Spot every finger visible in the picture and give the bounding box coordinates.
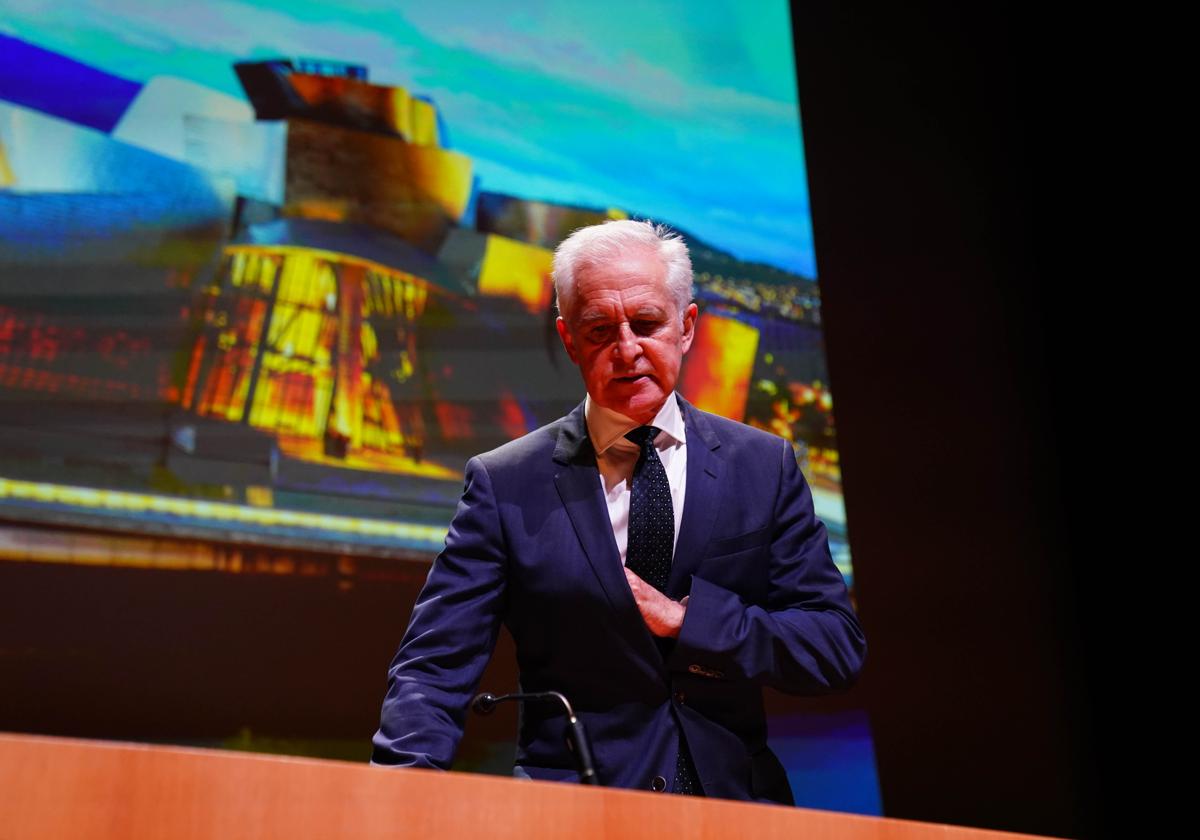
[624,569,645,596]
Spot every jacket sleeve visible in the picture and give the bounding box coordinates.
[370,456,508,768]
[666,438,866,694]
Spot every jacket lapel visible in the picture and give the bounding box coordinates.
[552,396,723,662]
[552,402,639,616]
[668,395,723,599]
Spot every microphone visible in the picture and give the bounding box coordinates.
[470,690,599,786]
[471,692,501,715]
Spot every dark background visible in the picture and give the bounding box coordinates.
[791,4,1107,837]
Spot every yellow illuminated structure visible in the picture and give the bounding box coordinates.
[288,73,442,147]
[285,119,474,243]
[183,243,454,477]
[678,313,759,421]
[477,235,554,313]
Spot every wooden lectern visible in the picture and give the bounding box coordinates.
[0,733,1054,839]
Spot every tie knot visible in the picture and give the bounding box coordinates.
[625,425,661,448]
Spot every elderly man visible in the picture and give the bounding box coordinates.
[371,219,865,803]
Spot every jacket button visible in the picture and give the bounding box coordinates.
[650,775,667,792]
[673,690,686,705]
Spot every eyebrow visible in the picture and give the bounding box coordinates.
[577,305,668,325]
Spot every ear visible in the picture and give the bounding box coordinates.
[679,303,699,354]
[555,316,580,365]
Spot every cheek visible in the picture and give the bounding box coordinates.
[649,344,681,374]
[581,349,612,378]
[582,344,608,365]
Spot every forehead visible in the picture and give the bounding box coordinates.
[573,249,672,320]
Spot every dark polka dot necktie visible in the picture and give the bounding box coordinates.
[624,426,673,592]
[624,425,702,797]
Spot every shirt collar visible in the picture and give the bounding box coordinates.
[585,392,686,456]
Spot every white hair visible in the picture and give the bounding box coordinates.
[552,219,694,322]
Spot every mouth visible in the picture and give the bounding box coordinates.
[614,374,650,384]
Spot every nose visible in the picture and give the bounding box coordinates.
[614,321,641,364]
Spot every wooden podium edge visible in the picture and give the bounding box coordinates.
[0,732,1060,840]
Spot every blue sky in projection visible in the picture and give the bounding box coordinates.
[2,0,816,278]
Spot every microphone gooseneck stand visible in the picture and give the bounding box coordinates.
[471,691,599,786]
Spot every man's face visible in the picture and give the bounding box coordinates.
[555,247,698,425]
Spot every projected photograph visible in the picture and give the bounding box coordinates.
[0,1,849,581]
[0,2,883,815]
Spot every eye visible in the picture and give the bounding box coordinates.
[587,324,615,342]
[632,319,663,336]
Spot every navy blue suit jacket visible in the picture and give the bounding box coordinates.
[371,395,866,803]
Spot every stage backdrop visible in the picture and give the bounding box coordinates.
[0,0,878,815]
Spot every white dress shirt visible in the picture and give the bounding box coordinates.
[584,392,687,566]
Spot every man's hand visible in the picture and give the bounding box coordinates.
[624,567,687,638]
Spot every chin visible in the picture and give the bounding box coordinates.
[605,383,667,422]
